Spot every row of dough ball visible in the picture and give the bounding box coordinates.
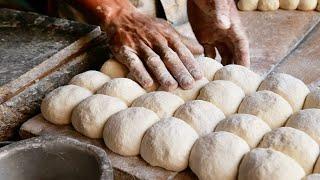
[238,0,320,11]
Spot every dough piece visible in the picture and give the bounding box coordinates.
[189,131,250,180]
[286,109,320,144]
[279,0,299,10]
[97,78,146,105]
[259,127,319,173]
[304,89,320,109]
[103,107,159,156]
[69,70,110,92]
[197,56,223,81]
[172,78,209,101]
[140,117,198,171]
[100,58,129,78]
[259,73,310,112]
[215,114,271,148]
[238,0,259,11]
[214,64,262,95]
[71,94,127,138]
[127,72,159,92]
[238,148,305,180]
[132,91,184,118]
[197,80,245,116]
[303,174,320,180]
[238,90,293,129]
[298,0,317,10]
[41,85,92,125]
[174,100,225,136]
[258,0,280,11]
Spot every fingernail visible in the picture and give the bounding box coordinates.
[163,80,178,91]
[217,15,231,29]
[180,76,195,90]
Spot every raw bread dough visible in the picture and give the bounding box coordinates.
[238,90,293,129]
[126,72,159,92]
[238,148,305,180]
[279,0,299,10]
[140,117,198,171]
[132,91,184,118]
[197,80,245,116]
[189,131,249,180]
[174,100,225,136]
[71,94,127,138]
[303,174,320,180]
[97,78,146,105]
[41,85,92,125]
[259,127,319,173]
[172,78,209,101]
[214,64,262,95]
[69,70,110,92]
[215,114,271,148]
[258,0,280,11]
[259,73,310,112]
[298,0,317,10]
[197,56,223,81]
[103,107,159,156]
[238,0,259,11]
[286,108,320,144]
[304,89,320,109]
[100,58,129,78]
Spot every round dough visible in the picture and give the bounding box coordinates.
[189,131,250,180]
[258,0,280,11]
[215,114,271,148]
[298,0,317,10]
[259,127,319,173]
[238,0,259,11]
[132,91,184,118]
[259,73,310,112]
[303,174,320,180]
[214,65,262,95]
[238,90,293,129]
[304,89,320,109]
[103,107,159,156]
[140,117,198,171]
[100,58,129,78]
[172,78,209,101]
[279,0,299,10]
[286,108,320,144]
[197,56,223,81]
[197,80,245,116]
[174,100,225,136]
[238,148,305,180]
[41,85,92,125]
[69,70,110,92]
[97,78,146,105]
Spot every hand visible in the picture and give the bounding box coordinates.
[188,0,250,67]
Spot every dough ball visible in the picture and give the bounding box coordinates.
[69,70,110,92]
[100,58,129,78]
[127,72,159,92]
[71,94,127,138]
[238,0,259,11]
[189,131,250,180]
[172,78,209,101]
[238,90,293,129]
[214,65,262,95]
[215,114,271,148]
[304,89,320,109]
[258,0,280,11]
[238,148,305,180]
[279,0,299,10]
[197,80,245,116]
[303,174,320,180]
[259,127,319,173]
[298,0,317,10]
[97,78,146,105]
[286,108,320,144]
[259,73,310,112]
[41,85,92,125]
[174,100,225,136]
[132,91,184,118]
[197,56,223,81]
[140,117,198,171]
[103,107,159,156]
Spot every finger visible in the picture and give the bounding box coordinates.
[203,44,217,59]
[179,35,204,55]
[216,43,233,65]
[230,27,251,67]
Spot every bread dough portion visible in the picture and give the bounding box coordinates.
[189,131,249,180]
[215,114,271,148]
[69,70,110,92]
[103,107,159,156]
[279,0,299,10]
[238,0,259,11]
[132,91,184,118]
[140,117,198,171]
[302,174,320,180]
[286,109,320,144]
[71,94,127,138]
[41,85,92,125]
[304,89,320,109]
[100,58,129,78]
[298,0,317,10]
[172,78,209,101]
[239,148,305,180]
[258,0,280,11]
[174,100,225,136]
[197,56,223,81]
[259,127,319,173]
[197,80,245,116]
[259,73,310,112]
[97,78,146,105]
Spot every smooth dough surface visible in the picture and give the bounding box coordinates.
[71,94,127,138]
[189,131,249,180]
[258,0,280,11]
[298,0,317,10]
[279,0,299,10]
[172,78,209,101]
[140,117,198,171]
[103,107,159,156]
[132,91,184,118]
[197,56,223,81]
[302,174,320,180]
[238,0,259,11]
[100,58,129,78]
[41,85,92,125]
[215,114,271,148]
[69,70,110,92]
[238,90,293,129]
[174,100,225,136]
[259,127,319,173]
[238,148,305,180]
[304,89,320,109]
[197,80,245,116]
